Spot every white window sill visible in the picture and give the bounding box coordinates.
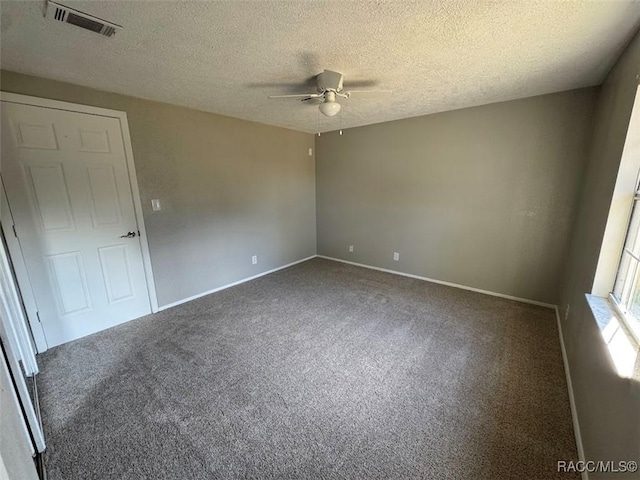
[585,294,639,379]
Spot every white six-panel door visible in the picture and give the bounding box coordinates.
[1,102,151,347]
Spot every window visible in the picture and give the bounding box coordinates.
[611,177,640,345]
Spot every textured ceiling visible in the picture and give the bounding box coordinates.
[2,1,640,133]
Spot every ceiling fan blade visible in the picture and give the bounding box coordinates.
[343,90,392,94]
[268,93,323,99]
[343,80,380,88]
[248,75,317,90]
[247,82,304,89]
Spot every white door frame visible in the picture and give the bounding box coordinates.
[0,92,159,352]
[0,221,44,452]
[0,218,39,376]
[0,241,45,452]
[1,339,45,454]
[1,182,48,353]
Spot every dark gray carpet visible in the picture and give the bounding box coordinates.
[38,258,578,479]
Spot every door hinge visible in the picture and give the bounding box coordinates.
[12,224,18,238]
[36,311,42,323]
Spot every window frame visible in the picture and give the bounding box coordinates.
[610,177,640,347]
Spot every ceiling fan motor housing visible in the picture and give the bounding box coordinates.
[317,70,344,92]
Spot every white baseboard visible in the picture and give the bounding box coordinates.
[158,255,318,311]
[317,255,556,309]
[554,306,587,480]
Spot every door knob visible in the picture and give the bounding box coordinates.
[120,231,137,238]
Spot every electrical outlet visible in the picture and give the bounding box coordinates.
[393,252,399,261]
[308,148,313,156]
[564,304,570,321]
[349,245,354,253]
[252,255,258,265]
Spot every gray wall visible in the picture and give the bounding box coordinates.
[559,31,640,477]
[316,89,596,305]
[0,71,316,308]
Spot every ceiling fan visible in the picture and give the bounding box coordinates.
[268,70,391,117]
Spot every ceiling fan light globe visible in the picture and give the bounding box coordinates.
[319,101,341,117]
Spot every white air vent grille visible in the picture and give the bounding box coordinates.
[46,1,122,37]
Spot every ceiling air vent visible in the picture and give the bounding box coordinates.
[45,1,122,37]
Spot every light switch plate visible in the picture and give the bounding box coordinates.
[151,199,161,211]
